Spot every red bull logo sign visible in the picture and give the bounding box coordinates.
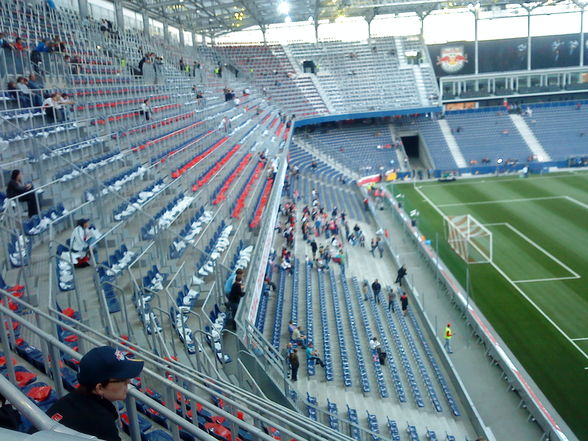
[437,46,468,73]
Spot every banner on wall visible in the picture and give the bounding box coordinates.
[429,33,585,78]
[445,102,477,110]
[385,171,398,181]
[436,46,468,74]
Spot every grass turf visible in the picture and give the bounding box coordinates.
[391,171,588,440]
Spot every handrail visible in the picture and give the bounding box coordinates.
[0,290,358,441]
[0,376,95,439]
[0,297,349,441]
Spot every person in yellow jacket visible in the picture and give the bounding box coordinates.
[444,323,453,354]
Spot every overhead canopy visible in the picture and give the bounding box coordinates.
[125,0,584,38]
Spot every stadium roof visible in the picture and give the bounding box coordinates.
[127,0,582,37]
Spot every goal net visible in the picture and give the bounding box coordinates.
[445,215,493,264]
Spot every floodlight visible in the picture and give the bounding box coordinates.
[278,2,289,15]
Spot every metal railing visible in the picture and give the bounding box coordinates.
[0,289,358,441]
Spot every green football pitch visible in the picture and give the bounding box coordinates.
[391,171,588,440]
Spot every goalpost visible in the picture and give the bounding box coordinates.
[445,215,493,264]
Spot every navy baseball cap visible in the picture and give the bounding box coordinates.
[77,346,144,386]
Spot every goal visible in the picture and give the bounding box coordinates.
[445,215,493,264]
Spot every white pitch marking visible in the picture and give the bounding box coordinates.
[436,196,564,208]
[412,184,588,362]
[501,223,580,279]
[572,337,588,341]
[416,171,588,189]
[513,276,580,283]
[565,196,588,210]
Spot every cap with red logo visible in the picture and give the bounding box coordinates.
[77,346,144,386]
[51,413,63,422]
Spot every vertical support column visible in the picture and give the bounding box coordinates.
[114,1,125,33]
[179,28,185,46]
[527,9,532,71]
[143,13,150,38]
[78,0,89,18]
[163,23,170,42]
[474,10,479,75]
[366,17,372,42]
[581,9,585,67]
[314,22,319,43]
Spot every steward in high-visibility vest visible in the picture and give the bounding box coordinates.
[444,323,453,353]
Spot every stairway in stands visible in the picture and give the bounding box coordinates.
[262,242,474,439]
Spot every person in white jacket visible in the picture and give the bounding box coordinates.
[69,218,99,267]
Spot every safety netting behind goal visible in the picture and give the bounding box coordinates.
[445,215,493,264]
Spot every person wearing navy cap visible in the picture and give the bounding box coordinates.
[46,346,144,441]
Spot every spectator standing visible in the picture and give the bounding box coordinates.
[140,99,151,121]
[46,346,144,441]
[362,281,369,301]
[282,342,293,359]
[370,238,377,257]
[224,268,244,297]
[371,279,381,304]
[377,239,384,258]
[227,275,245,326]
[305,254,313,270]
[444,323,454,353]
[400,292,409,316]
[310,240,317,259]
[138,54,147,74]
[395,264,407,285]
[289,349,300,381]
[6,169,39,217]
[222,116,231,133]
[369,337,381,356]
[305,343,325,368]
[387,286,396,312]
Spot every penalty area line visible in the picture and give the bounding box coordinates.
[411,185,588,362]
[501,223,581,279]
[513,276,580,283]
[436,196,564,208]
[565,196,588,210]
